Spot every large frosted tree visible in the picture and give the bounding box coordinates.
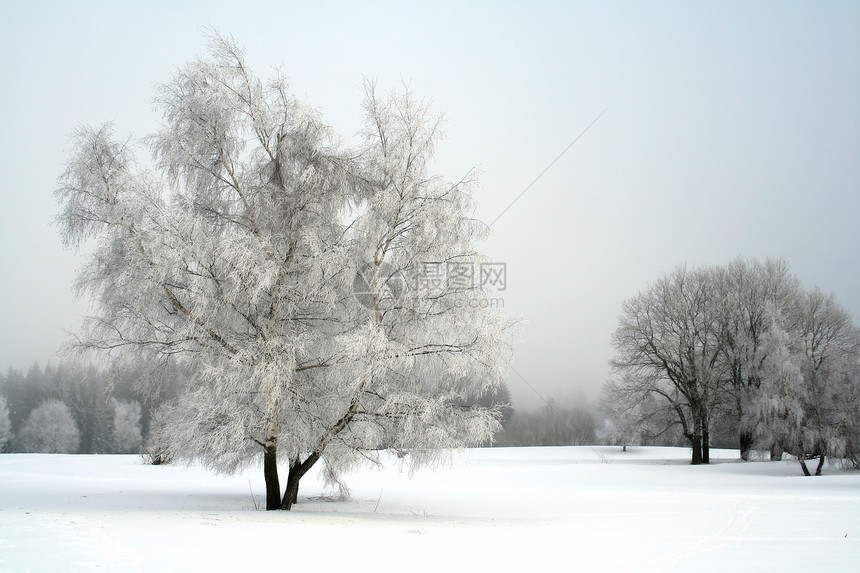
[790,289,859,474]
[56,34,513,509]
[745,304,807,464]
[744,290,860,474]
[715,258,801,460]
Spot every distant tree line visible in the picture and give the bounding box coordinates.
[0,362,183,454]
[496,394,596,447]
[602,258,860,474]
[0,363,602,455]
[0,364,605,453]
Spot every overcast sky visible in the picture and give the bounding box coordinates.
[1,1,858,409]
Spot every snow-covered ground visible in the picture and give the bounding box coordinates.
[1,447,858,572]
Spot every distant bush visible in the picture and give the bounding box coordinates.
[142,404,174,465]
[112,399,143,453]
[16,399,81,453]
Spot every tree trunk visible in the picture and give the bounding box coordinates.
[263,444,281,510]
[815,454,826,476]
[691,434,703,465]
[280,452,322,510]
[702,427,710,464]
[769,443,782,462]
[799,457,811,476]
[281,464,301,510]
[739,430,753,461]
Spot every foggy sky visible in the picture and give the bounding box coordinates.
[1,1,858,409]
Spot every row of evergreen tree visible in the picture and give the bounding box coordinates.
[0,362,182,454]
[0,358,614,454]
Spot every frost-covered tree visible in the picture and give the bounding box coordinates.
[715,258,802,460]
[791,289,859,474]
[1,365,52,434]
[608,258,860,470]
[56,363,115,453]
[112,399,143,453]
[16,399,81,454]
[0,395,11,452]
[56,34,513,509]
[142,404,174,465]
[466,380,513,430]
[610,264,726,464]
[746,291,860,475]
[842,359,860,468]
[745,305,807,464]
[0,368,28,433]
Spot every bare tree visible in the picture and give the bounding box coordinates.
[610,265,726,464]
[55,34,513,509]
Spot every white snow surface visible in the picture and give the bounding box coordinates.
[1,447,858,572]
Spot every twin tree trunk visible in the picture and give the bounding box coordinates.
[691,434,703,465]
[690,434,710,465]
[281,453,321,510]
[799,454,826,477]
[689,410,711,465]
[266,371,364,509]
[263,445,322,510]
[262,395,354,510]
[739,430,754,461]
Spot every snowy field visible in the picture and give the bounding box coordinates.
[1,447,858,572]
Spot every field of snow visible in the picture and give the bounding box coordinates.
[1,446,858,572]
